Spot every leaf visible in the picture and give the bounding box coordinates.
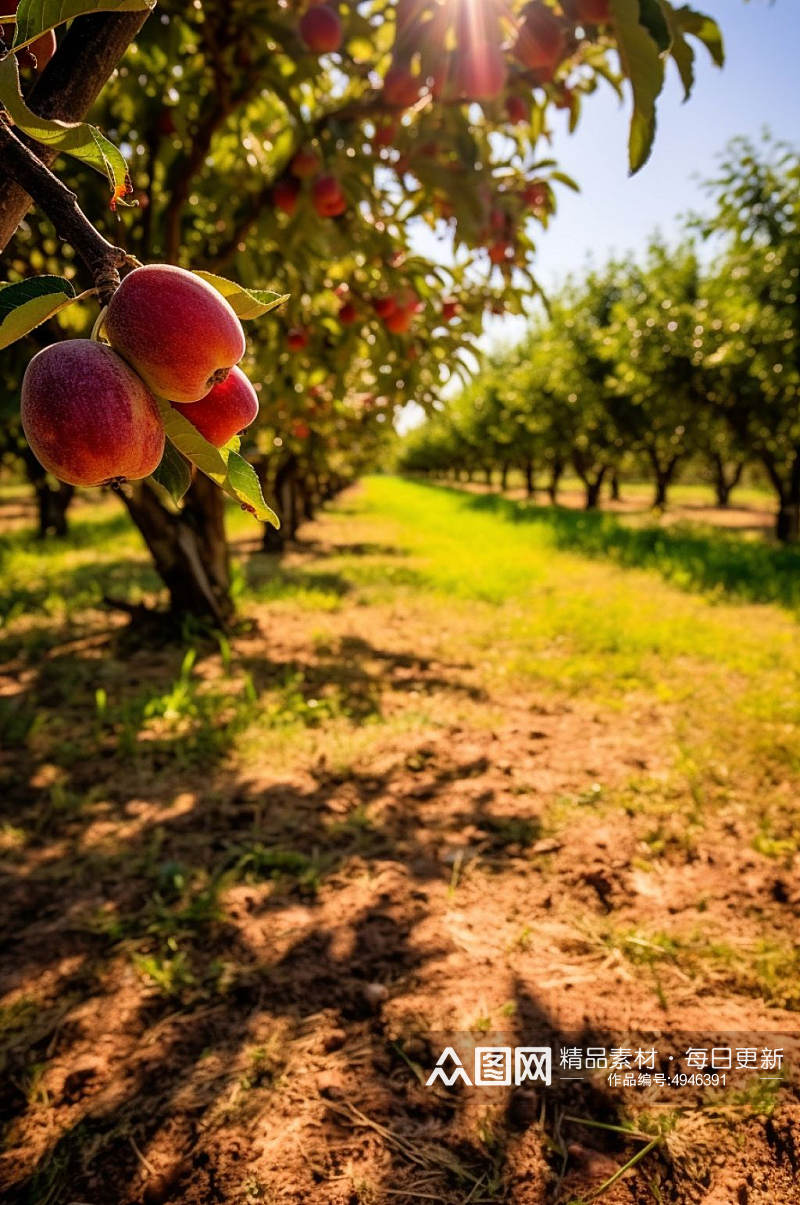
[149,440,192,505]
[12,0,154,49]
[661,1,695,98]
[191,271,289,320]
[0,275,76,349]
[154,398,229,479]
[671,4,724,67]
[637,0,671,54]
[610,0,665,174]
[0,53,130,205]
[222,451,279,527]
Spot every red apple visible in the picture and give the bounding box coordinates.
[338,301,357,324]
[287,327,310,352]
[513,4,566,74]
[384,307,413,334]
[382,62,422,108]
[291,147,321,178]
[299,4,342,53]
[374,296,397,320]
[506,95,529,124]
[170,366,258,447]
[312,174,347,217]
[274,177,300,215]
[488,240,513,265]
[566,0,611,22]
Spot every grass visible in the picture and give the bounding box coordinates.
[2,474,800,1201]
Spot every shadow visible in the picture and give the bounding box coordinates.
[424,484,800,611]
[2,487,796,1204]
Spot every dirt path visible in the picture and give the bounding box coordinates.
[1,479,798,1204]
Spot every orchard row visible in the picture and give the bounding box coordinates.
[400,142,800,542]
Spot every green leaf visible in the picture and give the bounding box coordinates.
[671,4,724,68]
[638,0,671,54]
[0,275,76,349]
[191,271,289,320]
[661,1,695,97]
[149,440,192,506]
[221,451,279,527]
[0,53,130,205]
[12,0,154,49]
[610,0,665,173]
[154,398,229,480]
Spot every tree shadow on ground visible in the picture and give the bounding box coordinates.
[419,483,800,611]
[0,596,641,1204]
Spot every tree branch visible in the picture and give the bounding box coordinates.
[0,120,129,301]
[0,8,152,251]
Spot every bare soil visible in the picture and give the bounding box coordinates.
[1,488,798,1204]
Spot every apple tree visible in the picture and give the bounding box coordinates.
[1,0,725,623]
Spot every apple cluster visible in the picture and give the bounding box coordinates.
[296,0,611,104]
[21,266,260,488]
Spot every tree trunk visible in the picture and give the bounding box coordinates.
[484,466,492,486]
[648,451,679,510]
[261,454,297,552]
[584,468,606,510]
[500,462,509,492]
[547,458,563,505]
[524,459,534,497]
[23,450,74,537]
[609,471,621,502]
[711,454,745,508]
[763,451,800,543]
[121,474,233,626]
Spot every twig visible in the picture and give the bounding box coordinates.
[0,120,130,301]
[128,1134,157,1178]
[0,10,152,249]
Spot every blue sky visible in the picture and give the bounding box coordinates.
[529,0,800,289]
[399,1,800,424]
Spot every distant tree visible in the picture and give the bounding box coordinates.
[700,137,800,540]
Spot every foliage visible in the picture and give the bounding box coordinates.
[401,140,800,538]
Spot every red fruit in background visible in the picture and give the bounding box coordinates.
[287,327,310,352]
[453,2,507,101]
[513,4,566,73]
[291,420,311,439]
[567,0,611,21]
[506,94,528,124]
[384,308,413,334]
[382,63,422,108]
[338,301,357,324]
[429,54,450,99]
[157,110,177,138]
[291,147,321,178]
[442,299,460,322]
[170,366,258,448]
[488,240,513,265]
[105,265,246,404]
[274,177,300,215]
[21,340,165,487]
[372,120,397,149]
[374,296,397,320]
[1,1,55,72]
[299,4,342,53]
[312,173,346,217]
[522,180,550,210]
[490,205,507,233]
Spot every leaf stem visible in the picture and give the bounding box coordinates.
[0,119,129,302]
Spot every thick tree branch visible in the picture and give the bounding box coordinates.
[0,8,151,250]
[0,120,128,300]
